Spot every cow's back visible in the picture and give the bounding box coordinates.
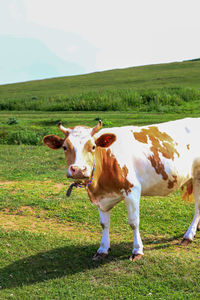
[93,118,200,198]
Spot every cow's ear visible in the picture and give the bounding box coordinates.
[95,133,116,148]
[43,135,64,150]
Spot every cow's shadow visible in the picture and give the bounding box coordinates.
[0,234,184,289]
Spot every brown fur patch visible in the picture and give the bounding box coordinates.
[181,179,194,201]
[84,140,94,153]
[82,140,95,177]
[88,148,133,203]
[63,139,76,167]
[133,126,179,180]
[168,175,177,189]
[187,144,190,150]
[133,131,148,144]
[148,154,168,180]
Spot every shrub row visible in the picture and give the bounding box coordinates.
[0,128,53,146]
[0,87,200,112]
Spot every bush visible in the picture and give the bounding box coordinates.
[7,117,18,125]
[0,87,200,112]
[31,96,38,101]
[103,120,113,126]
[0,128,53,146]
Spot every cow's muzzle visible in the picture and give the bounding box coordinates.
[67,165,90,180]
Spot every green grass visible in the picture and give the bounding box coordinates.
[1,60,200,99]
[0,229,199,299]
[0,60,200,112]
[1,87,200,113]
[1,111,199,145]
[0,112,199,299]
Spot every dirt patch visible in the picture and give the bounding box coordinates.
[0,211,99,240]
[0,181,15,185]
[0,210,123,243]
[16,206,37,216]
[0,213,69,233]
[0,180,54,186]
[53,183,65,192]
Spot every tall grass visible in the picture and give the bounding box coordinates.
[0,87,200,112]
[0,111,199,146]
[0,128,52,145]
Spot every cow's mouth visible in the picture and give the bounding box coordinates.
[66,163,95,197]
[68,174,89,180]
[67,161,95,183]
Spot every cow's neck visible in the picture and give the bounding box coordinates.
[86,160,96,187]
[87,147,133,203]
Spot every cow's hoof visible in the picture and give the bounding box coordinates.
[129,254,143,262]
[92,252,108,261]
[179,238,192,246]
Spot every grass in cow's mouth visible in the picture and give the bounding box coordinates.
[0,111,199,299]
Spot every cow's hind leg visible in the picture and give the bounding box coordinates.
[124,186,144,261]
[197,220,200,231]
[181,160,200,245]
[93,209,110,261]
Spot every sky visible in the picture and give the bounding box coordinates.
[0,0,200,85]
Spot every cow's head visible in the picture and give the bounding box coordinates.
[43,121,116,180]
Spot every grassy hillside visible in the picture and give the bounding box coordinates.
[0,60,200,112]
[0,60,200,98]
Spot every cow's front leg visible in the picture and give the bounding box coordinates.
[93,208,110,261]
[124,186,144,261]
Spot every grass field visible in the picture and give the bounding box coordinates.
[0,111,200,299]
[1,60,200,100]
[1,111,200,146]
[0,60,200,113]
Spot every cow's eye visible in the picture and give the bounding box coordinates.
[92,145,96,150]
[63,146,67,151]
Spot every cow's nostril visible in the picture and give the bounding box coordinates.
[69,165,88,178]
[70,166,76,173]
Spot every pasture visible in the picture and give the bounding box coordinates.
[0,60,200,114]
[1,60,200,102]
[0,111,199,299]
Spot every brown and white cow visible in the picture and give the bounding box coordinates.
[43,118,200,261]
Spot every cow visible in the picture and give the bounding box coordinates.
[43,118,200,261]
